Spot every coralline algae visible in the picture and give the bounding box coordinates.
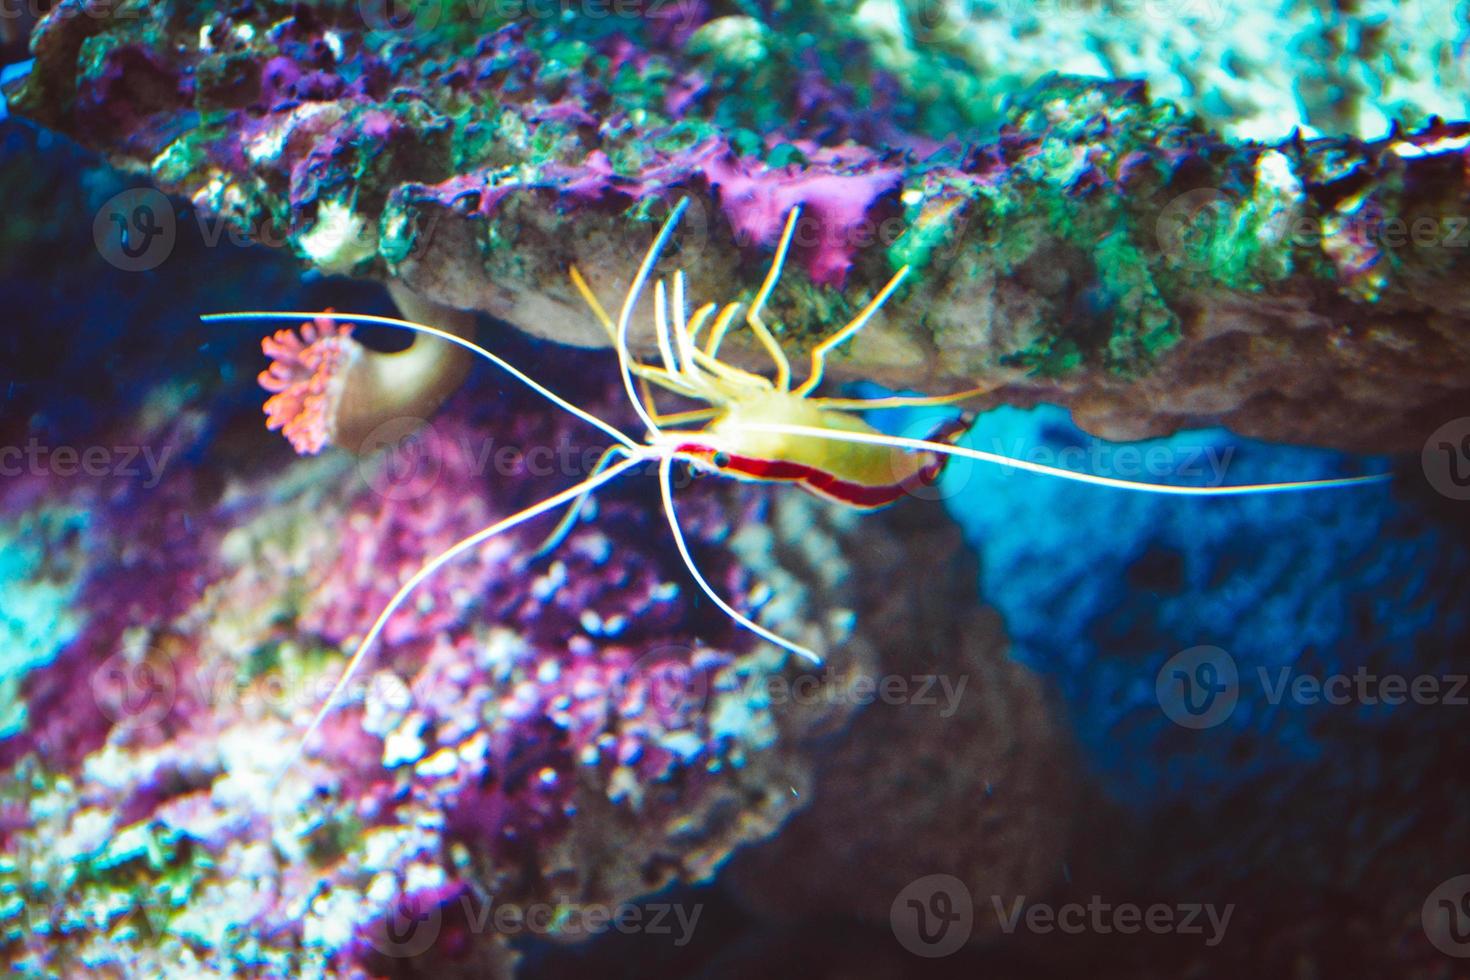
[8,2,1470,451]
[848,0,1470,141]
[0,113,1075,975]
[0,352,1071,974]
[4,4,1469,976]
[0,382,780,973]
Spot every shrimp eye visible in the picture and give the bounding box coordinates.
[711,451,731,468]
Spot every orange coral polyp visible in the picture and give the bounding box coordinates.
[258,312,361,455]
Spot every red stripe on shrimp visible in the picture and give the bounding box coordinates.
[675,415,966,511]
[716,452,914,509]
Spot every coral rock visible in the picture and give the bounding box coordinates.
[10,4,1470,451]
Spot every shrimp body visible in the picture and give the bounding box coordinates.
[669,392,963,510]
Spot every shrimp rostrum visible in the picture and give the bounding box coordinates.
[205,197,1390,776]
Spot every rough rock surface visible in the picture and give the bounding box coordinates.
[8,1,1469,452]
[727,498,1077,932]
[938,402,1470,976]
[0,354,1070,974]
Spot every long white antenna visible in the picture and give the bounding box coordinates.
[275,454,646,784]
[202,311,638,451]
[532,445,629,558]
[616,198,690,438]
[732,422,1392,495]
[671,270,696,374]
[658,455,823,665]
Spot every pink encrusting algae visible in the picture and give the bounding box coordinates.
[0,362,852,975]
[703,149,905,287]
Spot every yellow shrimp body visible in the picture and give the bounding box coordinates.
[675,391,958,510]
[563,205,979,511]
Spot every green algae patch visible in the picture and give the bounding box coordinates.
[1093,231,1182,370]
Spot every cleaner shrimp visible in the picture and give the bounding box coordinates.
[204,197,1390,777]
